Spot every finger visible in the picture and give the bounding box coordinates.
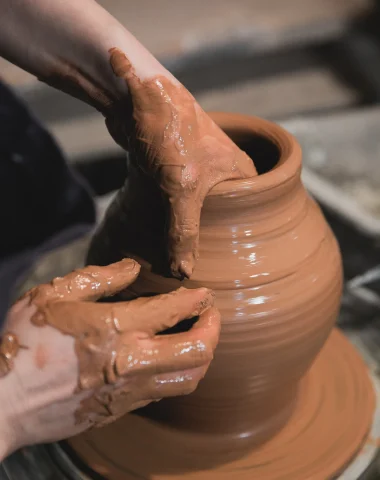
[161,164,203,279]
[115,306,221,377]
[112,287,215,335]
[25,258,140,304]
[93,399,153,428]
[150,306,221,373]
[168,193,202,279]
[84,381,153,428]
[145,365,208,400]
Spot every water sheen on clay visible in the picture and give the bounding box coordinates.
[85,113,343,457]
[106,49,257,278]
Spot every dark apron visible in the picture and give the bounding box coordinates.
[0,81,95,329]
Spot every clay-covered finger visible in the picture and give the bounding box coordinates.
[144,365,208,400]
[152,306,220,372]
[115,306,221,377]
[25,258,140,305]
[112,287,215,335]
[165,182,203,279]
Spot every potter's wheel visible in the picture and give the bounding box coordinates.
[63,328,376,480]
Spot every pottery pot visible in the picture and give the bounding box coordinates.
[87,112,343,454]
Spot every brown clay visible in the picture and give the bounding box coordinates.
[106,49,257,278]
[19,259,219,428]
[0,333,22,377]
[72,113,374,478]
[68,329,375,479]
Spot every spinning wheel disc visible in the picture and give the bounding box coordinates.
[68,329,375,480]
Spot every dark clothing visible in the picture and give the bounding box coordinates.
[0,81,95,328]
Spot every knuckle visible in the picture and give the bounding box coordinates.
[181,176,199,192]
[191,341,213,365]
[180,224,199,238]
[115,347,146,377]
[171,217,199,233]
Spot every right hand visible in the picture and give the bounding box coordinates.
[105,48,258,279]
[0,259,220,457]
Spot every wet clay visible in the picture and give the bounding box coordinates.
[87,112,343,442]
[71,113,375,479]
[68,329,376,480]
[0,333,23,377]
[21,259,218,427]
[106,49,257,278]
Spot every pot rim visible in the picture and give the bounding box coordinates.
[208,112,302,197]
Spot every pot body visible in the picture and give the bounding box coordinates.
[87,113,342,450]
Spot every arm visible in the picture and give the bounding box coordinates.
[0,0,258,279]
[0,0,173,114]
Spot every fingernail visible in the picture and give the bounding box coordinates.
[170,259,185,280]
[120,258,140,270]
[179,260,193,279]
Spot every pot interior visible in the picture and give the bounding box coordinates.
[224,127,281,174]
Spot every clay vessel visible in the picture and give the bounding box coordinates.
[87,112,343,455]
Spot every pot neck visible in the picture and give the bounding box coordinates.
[201,169,306,239]
[198,113,305,236]
[125,113,305,241]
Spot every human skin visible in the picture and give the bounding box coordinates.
[0,0,257,278]
[0,259,220,461]
[0,0,256,459]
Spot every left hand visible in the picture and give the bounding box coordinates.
[0,259,220,459]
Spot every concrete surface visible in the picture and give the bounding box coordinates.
[283,106,380,236]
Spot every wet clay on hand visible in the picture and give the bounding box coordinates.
[0,333,26,377]
[105,48,258,279]
[69,329,376,480]
[75,116,374,479]
[87,113,344,448]
[16,259,220,428]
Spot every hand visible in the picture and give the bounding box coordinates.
[0,0,256,278]
[106,49,258,279]
[0,259,220,459]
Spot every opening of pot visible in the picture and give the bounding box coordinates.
[223,128,281,174]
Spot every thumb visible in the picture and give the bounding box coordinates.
[167,189,203,279]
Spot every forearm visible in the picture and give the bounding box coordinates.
[0,0,172,114]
